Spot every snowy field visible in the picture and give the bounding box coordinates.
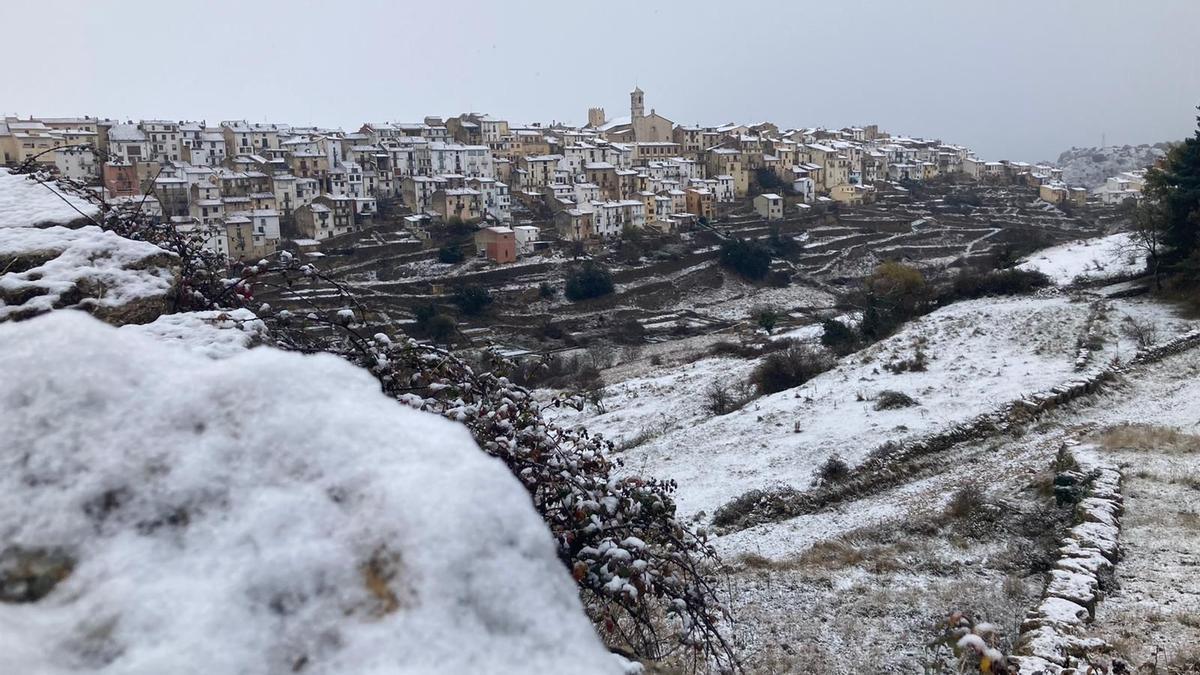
[551,294,1094,519]
[1017,232,1142,285]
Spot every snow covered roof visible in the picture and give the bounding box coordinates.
[107,124,146,142]
[597,115,632,131]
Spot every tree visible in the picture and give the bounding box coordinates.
[1143,105,1200,269]
[718,238,772,280]
[452,284,493,315]
[1121,200,1169,288]
[438,245,465,264]
[564,262,615,301]
[751,305,780,334]
[426,313,457,344]
[820,318,858,356]
[866,261,927,318]
[753,166,785,193]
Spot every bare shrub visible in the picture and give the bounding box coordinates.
[1121,315,1160,348]
[708,337,799,360]
[943,486,1003,539]
[750,345,836,395]
[586,342,616,370]
[884,348,929,374]
[874,390,918,410]
[703,380,755,415]
[815,454,850,485]
[615,420,670,452]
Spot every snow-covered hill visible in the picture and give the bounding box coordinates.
[1051,144,1170,188]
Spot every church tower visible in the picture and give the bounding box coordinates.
[587,107,606,128]
[630,87,645,120]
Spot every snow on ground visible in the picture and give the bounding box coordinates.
[685,277,836,322]
[0,168,100,228]
[1061,353,1200,668]
[0,226,178,323]
[554,294,1091,518]
[1017,232,1142,285]
[120,308,268,358]
[0,311,620,675]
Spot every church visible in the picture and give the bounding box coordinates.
[589,87,674,143]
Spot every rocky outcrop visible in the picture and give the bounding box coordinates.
[0,225,179,325]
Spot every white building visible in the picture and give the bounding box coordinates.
[141,120,182,163]
[754,193,784,221]
[1094,170,1147,205]
[54,146,99,182]
[592,199,645,238]
[513,225,540,255]
[106,124,150,163]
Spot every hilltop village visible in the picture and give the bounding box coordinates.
[2,87,1140,267]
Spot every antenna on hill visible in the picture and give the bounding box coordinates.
[1102,132,1106,148]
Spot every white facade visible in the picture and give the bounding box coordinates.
[513,225,539,255]
[754,193,784,221]
[54,147,99,182]
[592,200,645,238]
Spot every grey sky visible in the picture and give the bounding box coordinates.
[8,0,1199,162]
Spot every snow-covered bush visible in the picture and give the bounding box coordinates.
[0,312,624,675]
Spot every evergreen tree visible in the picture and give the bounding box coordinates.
[1144,106,1200,266]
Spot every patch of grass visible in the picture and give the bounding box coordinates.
[1096,424,1200,453]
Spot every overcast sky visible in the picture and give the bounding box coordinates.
[8,0,1199,162]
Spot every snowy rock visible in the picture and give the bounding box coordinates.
[1010,653,1063,674]
[1036,597,1090,627]
[121,308,267,359]
[0,225,178,325]
[1045,569,1098,609]
[0,168,99,228]
[0,312,620,675]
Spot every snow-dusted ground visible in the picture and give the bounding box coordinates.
[1067,359,1200,669]
[0,168,99,228]
[0,312,621,675]
[1017,232,1142,285]
[120,308,268,358]
[547,287,1200,671]
[552,294,1091,518]
[720,296,1200,672]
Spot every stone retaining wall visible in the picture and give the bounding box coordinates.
[1012,442,1122,674]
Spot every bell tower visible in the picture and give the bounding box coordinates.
[630,87,645,120]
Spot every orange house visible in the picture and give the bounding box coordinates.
[475,226,516,264]
[103,161,140,197]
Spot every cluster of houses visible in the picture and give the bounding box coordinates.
[1092,169,1148,205]
[2,87,1102,263]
